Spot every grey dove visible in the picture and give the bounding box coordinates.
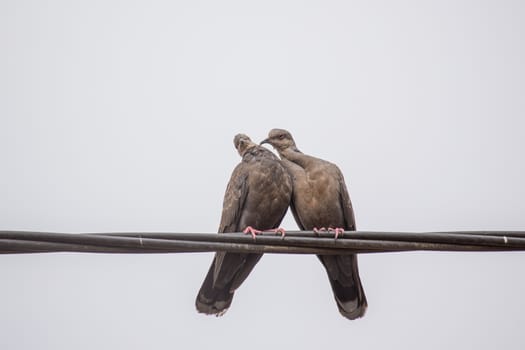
[196,133,292,316]
[261,128,367,320]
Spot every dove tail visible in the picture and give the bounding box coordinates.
[195,259,234,316]
[319,254,368,320]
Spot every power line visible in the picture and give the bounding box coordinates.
[1,230,524,255]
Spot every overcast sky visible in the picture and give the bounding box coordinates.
[1,0,525,349]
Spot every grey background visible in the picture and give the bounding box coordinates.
[1,0,525,349]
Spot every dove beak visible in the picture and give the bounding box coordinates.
[260,138,270,145]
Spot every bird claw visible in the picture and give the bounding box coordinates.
[313,227,344,239]
[264,227,286,238]
[313,227,327,236]
[328,227,344,239]
[243,226,262,240]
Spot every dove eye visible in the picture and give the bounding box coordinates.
[278,134,285,139]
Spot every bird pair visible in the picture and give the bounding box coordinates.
[195,129,367,320]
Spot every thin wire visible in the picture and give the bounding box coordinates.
[1,230,525,255]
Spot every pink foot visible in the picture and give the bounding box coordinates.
[243,226,262,239]
[313,227,327,236]
[264,227,286,238]
[328,227,344,239]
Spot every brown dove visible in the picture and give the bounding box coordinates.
[195,133,293,316]
[261,129,367,320]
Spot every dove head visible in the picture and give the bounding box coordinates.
[233,133,257,156]
[260,128,297,152]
